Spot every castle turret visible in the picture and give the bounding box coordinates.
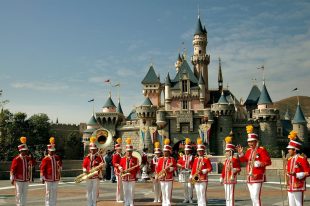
[142,65,161,106]
[292,102,308,146]
[252,80,279,147]
[198,72,205,108]
[211,92,235,154]
[175,54,183,72]
[165,73,172,110]
[191,15,210,98]
[244,84,261,116]
[82,114,100,155]
[102,93,116,113]
[218,57,223,92]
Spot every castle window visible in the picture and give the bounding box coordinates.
[182,80,188,93]
[199,50,202,54]
[182,101,188,110]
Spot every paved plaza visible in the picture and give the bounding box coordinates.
[1,175,309,206]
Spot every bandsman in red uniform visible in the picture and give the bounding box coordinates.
[10,137,34,206]
[236,125,271,206]
[82,136,103,206]
[112,137,123,202]
[151,141,162,203]
[220,136,241,206]
[155,138,176,206]
[190,138,212,206]
[286,130,310,206]
[40,137,62,206]
[177,138,194,203]
[141,148,149,182]
[118,138,140,206]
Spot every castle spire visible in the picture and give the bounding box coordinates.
[257,80,272,105]
[292,102,307,124]
[218,57,223,91]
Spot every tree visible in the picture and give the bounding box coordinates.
[28,113,51,146]
[63,131,83,159]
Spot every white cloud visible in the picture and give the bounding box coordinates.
[11,82,69,91]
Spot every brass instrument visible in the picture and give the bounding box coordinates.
[191,158,203,184]
[121,164,140,177]
[249,142,259,177]
[75,163,104,183]
[156,163,173,180]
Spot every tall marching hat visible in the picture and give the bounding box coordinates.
[18,136,28,151]
[115,137,122,150]
[125,137,133,151]
[225,136,235,151]
[246,125,258,142]
[287,130,302,150]
[184,138,192,151]
[89,136,98,150]
[196,137,205,151]
[163,138,172,152]
[47,137,56,151]
[154,141,161,154]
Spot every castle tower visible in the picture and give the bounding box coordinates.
[142,65,161,106]
[164,73,172,110]
[218,57,223,92]
[82,114,100,155]
[136,97,157,150]
[292,102,308,146]
[244,84,261,116]
[211,92,235,154]
[191,15,210,95]
[252,81,279,147]
[175,54,183,73]
[198,72,206,108]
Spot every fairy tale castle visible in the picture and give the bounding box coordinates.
[82,16,309,156]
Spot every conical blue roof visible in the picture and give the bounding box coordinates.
[142,65,160,84]
[195,16,205,35]
[218,92,229,104]
[165,73,172,86]
[245,85,261,106]
[173,60,198,84]
[103,96,116,108]
[116,100,124,114]
[142,97,153,106]
[292,103,307,124]
[257,81,272,105]
[87,115,98,125]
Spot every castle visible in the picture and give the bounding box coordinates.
[82,16,309,156]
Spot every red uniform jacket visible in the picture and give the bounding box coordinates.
[191,156,212,182]
[177,155,194,170]
[10,155,34,182]
[83,154,103,179]
[221,157,241,184]
[286,154,310,192]
[112,152,122,175]
[40,155,62,182]
[239,146,271,183]
[150,156,159,173]
[156,156,176,181]
[119,156,140,181]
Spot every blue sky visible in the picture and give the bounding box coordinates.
[0,0,309,124]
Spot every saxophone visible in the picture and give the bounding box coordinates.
[155,163,173,180]
[74,163,104,183]
[121,164,140,177]
[191,158,203,184]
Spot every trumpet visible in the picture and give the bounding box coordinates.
[75,163,104,183]
[155,163,173,180]
[120,164,140,177]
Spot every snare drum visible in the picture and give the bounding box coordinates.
[178,170,191,183]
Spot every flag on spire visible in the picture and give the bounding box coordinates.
[88,99,94,102]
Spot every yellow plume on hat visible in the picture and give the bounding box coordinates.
[246,125,254,134]
[164,138,170,145]
[116,138,122,144]
[154,141,160,149]
[225,136,232,144]
[185,138,191,145]
[49,137,55,144]
[197,137,203,145]
[90,136,96,143]
[288,130,297,141]
[20,136,27,144]
[126,137,132,145]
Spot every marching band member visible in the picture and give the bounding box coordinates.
[151,142,162,203]
[141,148,149,182]
[236,125,271,206]
[118,137,140,206]
[190,138,212,206]
[286,131,310,206]
[10,137,34,206]
[82,136,103,206]
[177,138,194,203]
[112,137,124,202]
[220,136,241,206]
[155,138,176,206]
[40,137,62,206]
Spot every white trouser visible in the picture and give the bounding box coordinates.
[194,182,207,206]
[224,184,235,206]
[288,191,303,206]
[247,183,262,206]
[122,181,135,206]
[160,181,173,206]
[116,175,123,201]
[86,179,99,206]
[153,181,161,201]
[183,182,193,201]
[45,181,58,206]
[15,181,29,206]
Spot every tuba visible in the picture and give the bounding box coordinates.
[94,128,113,152]
[75,163,104,183]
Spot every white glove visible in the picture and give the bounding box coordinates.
[232,168,238,174]
[254,161,262,168]
[296,172,305,180]
[40,176,45,182]
[220,177,223,183]
[169,167,174,172]
[10,175,14,181]
[202,169,208,174]
[82,168,87,173]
